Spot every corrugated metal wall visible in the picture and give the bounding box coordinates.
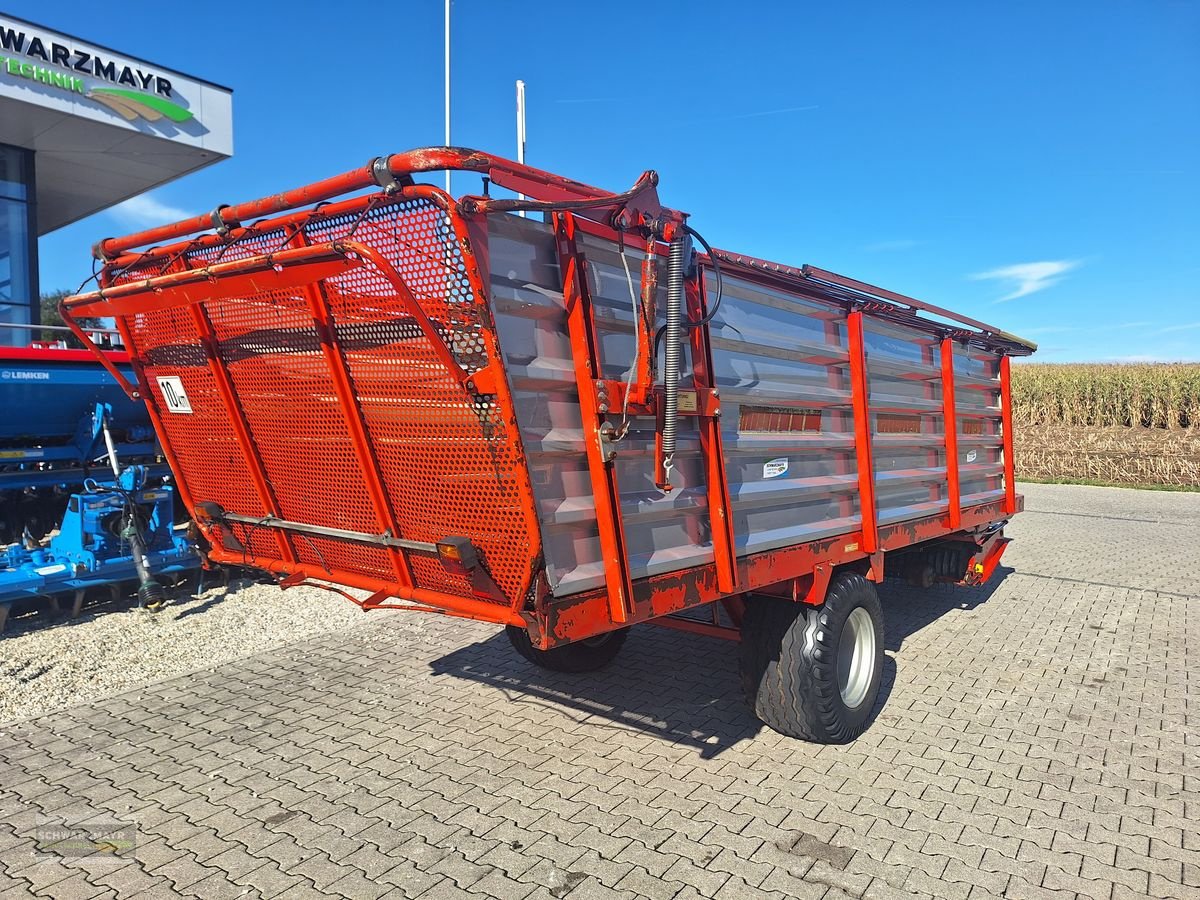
[864,319,950,526]
[488,215,1006,598]
[953,348,1006,507]
[489,215,711,597]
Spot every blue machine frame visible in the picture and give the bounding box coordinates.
[0,463,198,629]
[1,338,200,629]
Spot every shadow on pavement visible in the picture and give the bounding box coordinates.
[878,566,1014,653]
[431,623,762,759]
[430,567,1014,758]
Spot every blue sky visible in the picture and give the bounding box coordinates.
[23,0,1200,362]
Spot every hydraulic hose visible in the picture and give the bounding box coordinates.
[661,231,689,481]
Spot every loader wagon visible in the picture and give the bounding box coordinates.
[64,148,1034,742]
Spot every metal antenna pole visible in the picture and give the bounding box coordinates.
[516,79,526,216]
[444,0,451,194]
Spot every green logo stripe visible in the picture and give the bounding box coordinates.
[90,88,194,123]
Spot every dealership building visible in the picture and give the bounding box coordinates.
[0,13,232,343]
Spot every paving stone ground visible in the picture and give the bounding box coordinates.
[0,482,1196,900]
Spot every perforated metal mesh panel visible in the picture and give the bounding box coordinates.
[110,197,536,605]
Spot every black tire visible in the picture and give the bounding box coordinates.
[740,571,884,743]
[505,625,628,673]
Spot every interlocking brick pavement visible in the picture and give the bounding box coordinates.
[0,483,1195,899]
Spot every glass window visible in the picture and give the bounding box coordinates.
[0,144,29,202]
[0,145,35,347]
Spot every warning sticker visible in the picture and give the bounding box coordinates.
[157,376,193,414]
[763,457,789,479]
[966,449,978,463]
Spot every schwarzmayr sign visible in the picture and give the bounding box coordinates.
[0,23,194,123]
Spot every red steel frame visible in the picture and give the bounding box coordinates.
[63,147,1031,650]
[555,211,635,624]
[941,338,963,530]
[846,311,879,556]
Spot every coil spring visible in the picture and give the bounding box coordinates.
[661,232,687,477]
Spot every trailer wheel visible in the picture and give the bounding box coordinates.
[741,571,884,743]
[505,626,628,673]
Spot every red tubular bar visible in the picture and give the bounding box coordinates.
[803,265,1037,352]
[846,311,879,554]
[1000,355,1017,514]
[202,547,528,626]
[941,338,962,529]
[57,298,142,398]
[94,147,657,261]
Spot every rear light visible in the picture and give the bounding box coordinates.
[437,537,479,570]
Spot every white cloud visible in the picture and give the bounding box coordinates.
[1154,321,1200,334]
[970,260,1081,302]
[109,193,191,227]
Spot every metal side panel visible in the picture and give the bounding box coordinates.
[708,274,862,557]
[863,319,950,526]
[488,215,712,597]
[954,346,1006,506]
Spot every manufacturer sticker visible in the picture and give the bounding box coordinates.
[763,457,789,479]
[156,376,193,414]
[677,390,698,413]
[966,449,978,463]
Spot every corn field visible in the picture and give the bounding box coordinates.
[1010,363,1200,488]
[1010,363,1200,429]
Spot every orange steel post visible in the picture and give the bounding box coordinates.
[629,248,659,405]
[555,212,634,625]
[292,231,416,591]
[187,303,298,565]
[688,272,737,593]
[847,310,879,554]
[173,250,297,565]
[999,354,1017,514]
[941,338,962,529]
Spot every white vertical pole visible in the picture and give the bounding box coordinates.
[444,0,451,194]
[516,79,526,215]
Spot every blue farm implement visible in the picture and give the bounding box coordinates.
[0,465,196,631]
[0,343,168,543]
[0,339,199,630]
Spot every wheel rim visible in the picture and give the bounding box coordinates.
[837,606,876,709]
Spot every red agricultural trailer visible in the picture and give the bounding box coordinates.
[64,148,1035,742]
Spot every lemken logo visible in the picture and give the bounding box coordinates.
[0,24,194,123]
